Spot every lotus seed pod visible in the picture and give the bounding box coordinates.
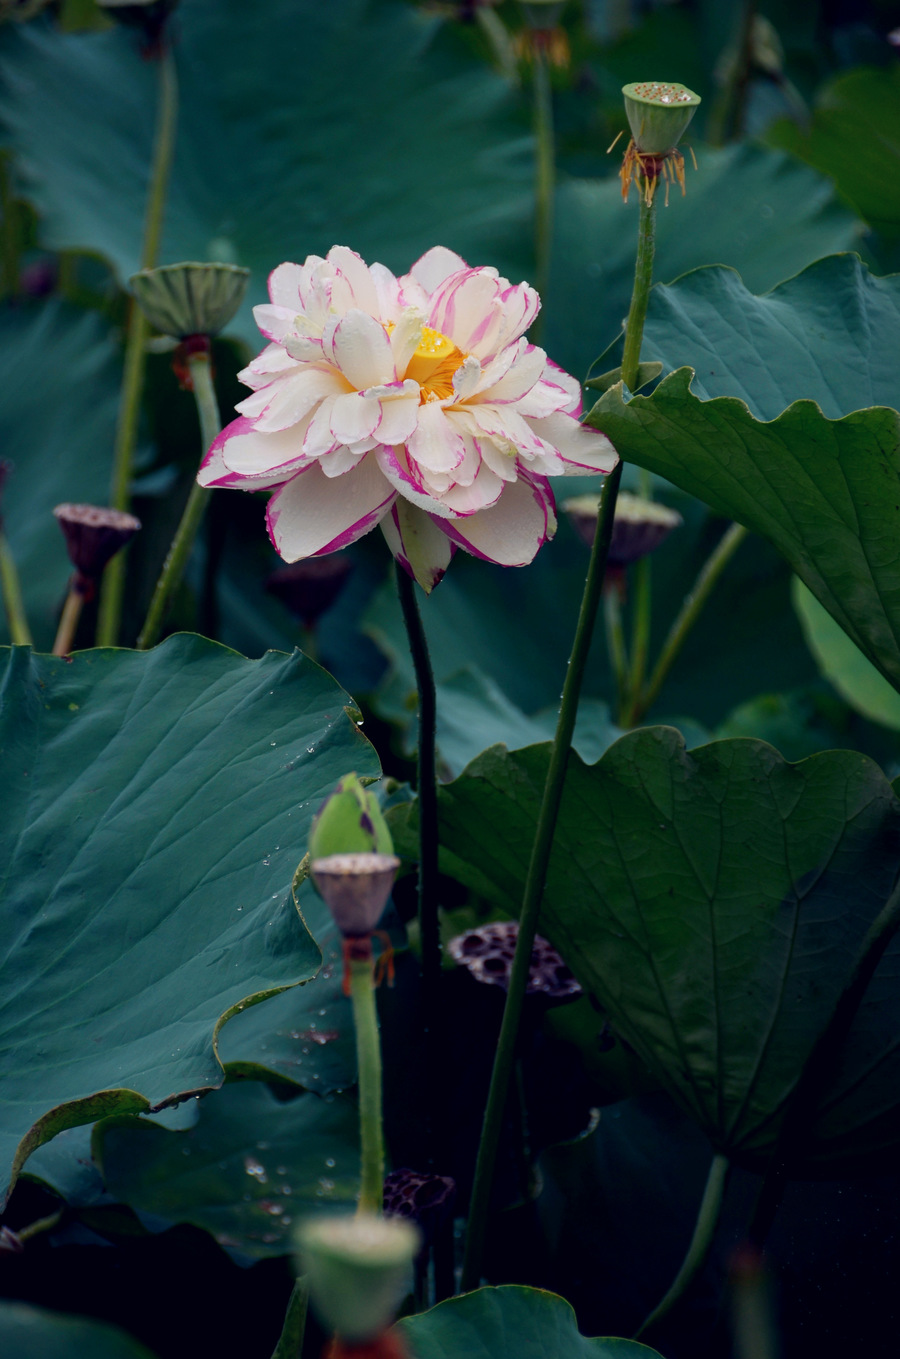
[448,920,582,1000]
[622,81,701,155]
[310,852,400,939]
[53,504,142,594]
[295,1213,420,1344]
[563,491,682,565]
[309,773,394,862]
[130,262,250,338]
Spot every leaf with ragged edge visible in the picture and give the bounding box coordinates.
[0,0,533,345]
[396,1286,662,1359]
[0,298,119,649]
[766,65,900,239]
[423,732,900,1171]
[0,1304,157,1359]
[793,578,900,732]
[585,255,900,690]
[543,144,862,384]
[0,636,378,1205]
[94,1082,359,1258]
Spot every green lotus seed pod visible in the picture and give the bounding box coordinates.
[622,81,701,154]
[130,261,250,338]
[296,1213,420,1344]
[308,773,394,861]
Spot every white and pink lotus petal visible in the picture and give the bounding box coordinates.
[381,498,454,593]
[375,444,457,519]
[198,418,310,490]
[473,339,546,406]
[325,308,395,390]
[407,246,468,296]
[528,411,618,474]
[238,342,299,389]
[329,391,382,445]
[326,245,382,319]
[546,358,583,414]
[438,459,504,516]
[436,474,556,567]
[407,399,466,475]
[236,364,343,434]
[266,453,396,561]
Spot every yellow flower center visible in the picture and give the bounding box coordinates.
[390,324,467,402]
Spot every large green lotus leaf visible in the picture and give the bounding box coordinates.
[639,253,900,418]
[589,375,900,692]
[766,66,900,238]
[396,1286,662,1359]
[217,881,356,1095]
[0,1,532,344]
[0,298,118,649]
[94,1082,359,1258]
[0,636,377,1205]
[0,1303,156,1359]
[793,578,900,732]
[424,731,900,1170]
[543,144,862,383]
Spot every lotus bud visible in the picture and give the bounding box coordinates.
[622,81,701,155]
[448,920,582,1002]
[563,491,682,566]
[309,773,394,862]
[265,555,354,630]
[53,504,141,598]
[130,262,250,340]
[295,1213,420,1345]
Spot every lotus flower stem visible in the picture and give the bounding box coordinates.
[395,563,441,1162]
[97,46,178,646]
[532,43,555,319]
[625,555,652,714]
[634,1152,731,1339]
[627,521,747,724]
[137,350,220,649]
[602,579,628,720]
[462,177,660,1295]
[52,587,84,657]
[0,532,33,647]
[348,954,385,1214]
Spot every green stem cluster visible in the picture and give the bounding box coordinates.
[97,46,178,647]
[137,350,220,650]
[0,531,33,647]
[348,955,384,1215]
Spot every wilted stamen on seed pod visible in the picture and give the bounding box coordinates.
[53,504,142,597]
[448,920,582,1000]
[311,853,400,940]
[564,491,682,566]
[266,554,354,629]
[295,1212,420,1347]
[615,81,701,206]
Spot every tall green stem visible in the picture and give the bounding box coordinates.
[626,522,746,724]
[348,956,384,1214]
[625,555,652,717]
[461,191,658,1295]
[602,581,628,721]
[52,587,83,657]
[634,1152,730,1338]
[395,564,440,1164]
[97,46,178,646]
[533,45,555,317]
[137,350,220,649]
[0,532,33,646]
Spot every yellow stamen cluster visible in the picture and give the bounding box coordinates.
[390,323,467,403]
[610,135,697,206]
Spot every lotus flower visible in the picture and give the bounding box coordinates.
[198,246,618,591]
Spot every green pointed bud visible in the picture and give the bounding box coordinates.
[308,773,393,861]
[296,1214,419,1343]
[130,261,250,338]
[622,81,701,154]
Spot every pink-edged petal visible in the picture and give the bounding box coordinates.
[493,279,541,350]
[527,411,619,473]
[515,376,578,419]
[320,445,367,478]
[408,246,469,296]
[372,393,420,445]
[329,391,381,444]
[437,473,557,567]
[375,444,456,519]
[370,261,403,321]
[429,270,500,353]
[267,262,306,309]
[239,365,344,433]
[302,397,342,458]
[266,453,396,561]
[478,434,520,484]
[407,399,466,474]
[219,416,312,478]
[466,402,552,460]
[474,340,545,405]
[326,309,395,389]
[389,307,426,375]
[253,304,300,343]
[438,459,503,515]
[198,417,307,490]
[381,499,454,593]
[546,358,582,415]
[450,354,482,402]
[239,342,299,389]
[327,245,381,318]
